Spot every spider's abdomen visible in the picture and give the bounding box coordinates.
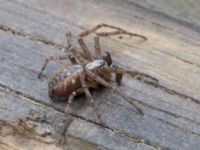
[48,59,108,101]
[48,65,83,101]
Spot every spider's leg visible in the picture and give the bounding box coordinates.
[79,23,147,40]
[38,55,69,78]
[69,46,84,64]
[59,88,84,144]
[78,37,93,61]
[66,32,87,63]
[86,70,144,115]
[127,70,159,84]
[110,65,159,85]
[66,32,72,48]
[94,36,101,58]
[78,33,101,60]
[80,66,103,124]
[38,32,81,78]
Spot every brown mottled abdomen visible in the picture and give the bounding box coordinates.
[48,65,83,101]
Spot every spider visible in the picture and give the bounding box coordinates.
[38,23,158,142]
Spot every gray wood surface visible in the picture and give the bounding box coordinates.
[0,0,200,150]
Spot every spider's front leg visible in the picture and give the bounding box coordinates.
[104,65,159,85]
[86,70,144,115]
[80,65,103,124]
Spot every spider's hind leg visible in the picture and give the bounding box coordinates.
[59,88,84,144]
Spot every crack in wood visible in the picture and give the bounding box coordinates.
[71,114,170,150]
[157,49,200,68]
[103,95,200,138]
[112,37,200,68]
[156,118,200,137]
[136,99,200,126]
[0,23,64,50]
[143,80,200,106]
[0,119,57,147]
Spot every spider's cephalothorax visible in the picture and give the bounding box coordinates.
[38,23,158,143]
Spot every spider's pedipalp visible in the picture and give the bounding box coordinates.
[102,52,112,66]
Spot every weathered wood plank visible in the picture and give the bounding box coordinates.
[1,26,200,149]
[0,0,200,150]
[126,0,200,28]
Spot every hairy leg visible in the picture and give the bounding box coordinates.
[38,55,69,78]
[66,32,72,48]
[86,70,144,115]
[66,31,88,63]
[110,65,159,85]
[80,65,103,123]
[94,36,101,58]
[59,88,84,144]
[69,46,84,64]
[78,38,93,60]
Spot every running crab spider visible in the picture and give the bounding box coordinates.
[38,23,158,142]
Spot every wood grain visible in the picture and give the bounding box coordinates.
[0,0,200,150]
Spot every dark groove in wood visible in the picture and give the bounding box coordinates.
[143,80,200,105]
[0,23,64,50]
[157,49,200,68]
[104,93,200,135]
